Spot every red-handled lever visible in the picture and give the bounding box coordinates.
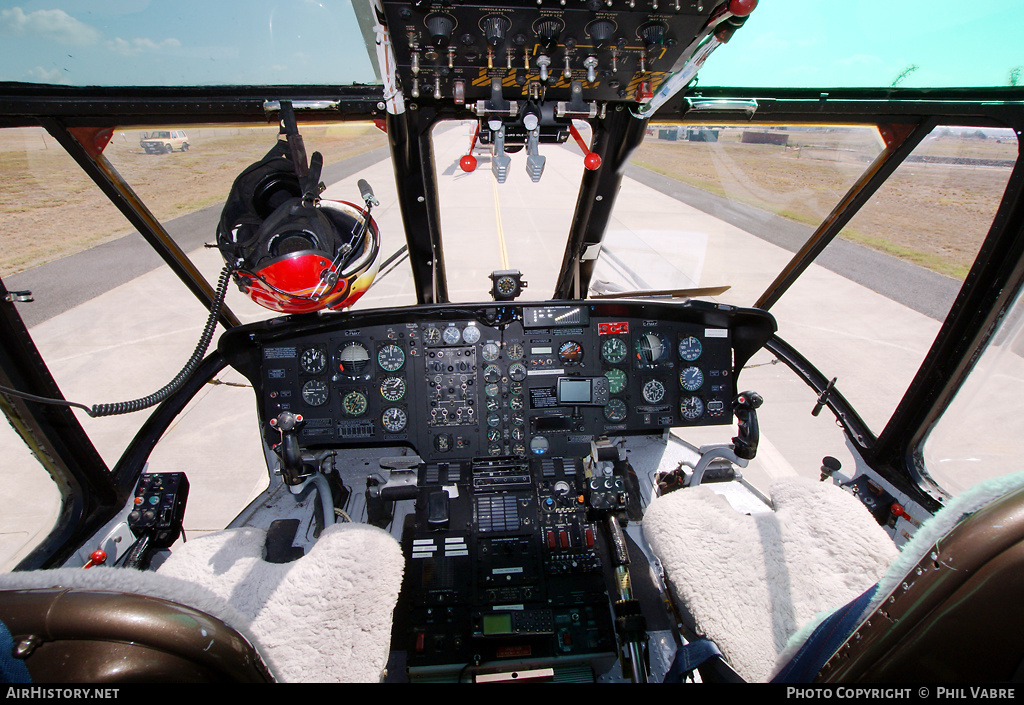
[568,122,602,171]
[460,122,481,172]
[83,550,107,569]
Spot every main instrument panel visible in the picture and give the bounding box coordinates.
[220,300,775,463]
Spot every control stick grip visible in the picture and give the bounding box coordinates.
[732,390,762,461]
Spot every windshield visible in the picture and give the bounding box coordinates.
[698,0,1024,89]
[4,1,1022,89]
[0,1,379,86]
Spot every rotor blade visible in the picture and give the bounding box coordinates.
[589,285,731,300]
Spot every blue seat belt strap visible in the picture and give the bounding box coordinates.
[664,638,723,682]
[1,617,32,683]
[772,584,878,683]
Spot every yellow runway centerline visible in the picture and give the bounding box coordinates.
[492,176,510,269]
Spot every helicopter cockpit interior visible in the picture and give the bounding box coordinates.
[2,0,1024,686]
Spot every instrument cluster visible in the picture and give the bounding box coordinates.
[238,301,774,462]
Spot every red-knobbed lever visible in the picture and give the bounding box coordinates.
[460,123,481,172]
[569,122,602,171]
[729,0,758,17]
[83,550,107,569]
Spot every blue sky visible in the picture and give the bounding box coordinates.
[0,0,378,85]
[0,1,1021,88]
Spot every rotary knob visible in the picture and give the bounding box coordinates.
[426,13,455,49]
[639,21,668,48]
[535,18,564,51]
[586,19,616,46]
[482,15,511,46]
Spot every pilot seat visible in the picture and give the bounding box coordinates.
[0,522,405,683]
[644,471,1024,682]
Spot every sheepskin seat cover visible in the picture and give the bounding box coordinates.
[643,477,897,682]
[0,522,404,683]
[156,523,405,682]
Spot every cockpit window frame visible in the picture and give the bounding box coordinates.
[2,85,1024,565]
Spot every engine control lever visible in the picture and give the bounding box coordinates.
[731,390,762,461]
[602,516,649,683]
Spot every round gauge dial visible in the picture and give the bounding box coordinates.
[377,343,405,372]
[337,341,370,379]
[635,333,671,367]
[300,347,327,375]
[462,325,481,344]
[381,407,408,433]
[442,326,462,345]
[511,426,525,441]
[509,396,524,410]
[423,326,442,345]
[558,340,584,364]
[487,413,501,428]
[341,390,368,417]
[484,382,500,398]
[481,342,500,361]
[604,398,628,423]
[601,337,628,364]
[483,364,502,383]
[506,342,524,360]
[487,427,502,443]
[680,396,704,420]
[678,336,703,362]
[642,379,666,404]
[604,368,627,394]
[511,411,525,426]
[495,275,518,297]
[486,397,500,412]
[680,366,704,392]
[508,362,527,381]
[301,379,329,407]
[380,376,406,402]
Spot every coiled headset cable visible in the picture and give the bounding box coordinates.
[0,264,235,418]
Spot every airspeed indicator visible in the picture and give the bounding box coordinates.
[378,344,405,372]
[678,336,702,361]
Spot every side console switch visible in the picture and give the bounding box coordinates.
[128,472,189,549]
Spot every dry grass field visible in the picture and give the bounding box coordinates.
[0,124,388,277]
[633,126,1017,280]
[0,122,1016,282]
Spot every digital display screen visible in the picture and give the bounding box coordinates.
[558,378,592,403]
[483,613,513,635]
[531,346,553,355]
[535,415,572,431]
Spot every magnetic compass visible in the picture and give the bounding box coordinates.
[489,269,526,301]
